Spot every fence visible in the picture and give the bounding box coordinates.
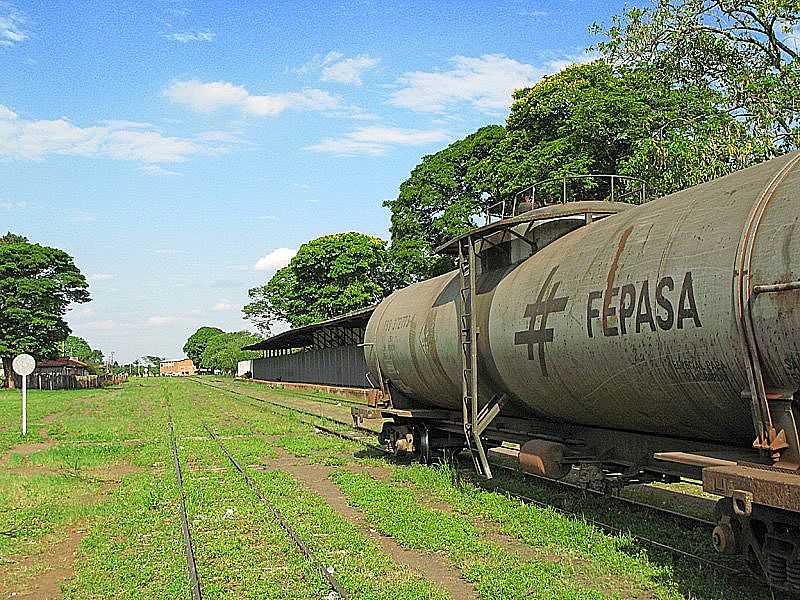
[13,372,129,390]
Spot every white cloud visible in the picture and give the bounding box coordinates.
[81,319,117,331]
[102,119,154,130]
[0,198,25,209]
[0,4,26,47]
[0,104,211,163]
[296,51,380,85]
[153,248,188,255]
[163,31,216,43]
[254,247,296,271]
[306,126,448,156]
[322,54,380,85]
[197,130,240,142]
[139,164,181,176]
[389,53,591,113]
[212,301,237,311]
[89,273,114,281]
[145,315,188,326]
[164,79,341,116]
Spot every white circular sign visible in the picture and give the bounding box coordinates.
[12,354,36,377]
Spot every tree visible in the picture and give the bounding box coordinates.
[386,62,762,280]
[495,61,765,199]
[244,232,398,330]
[200,331,260,374]
[183,327,223,368]
[385,125,507,282]
[593,0,800,150]
[142,355,163,376]
[0,235,90,387]
[61,335,104,374]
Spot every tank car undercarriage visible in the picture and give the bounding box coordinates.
[354,403,800,595]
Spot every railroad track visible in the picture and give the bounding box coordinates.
[312,424,748,579]
[166,398,349,599]
[189,377,751,580]
[191,378,712,524]
[167,412,203,600]
[203,424,349,599]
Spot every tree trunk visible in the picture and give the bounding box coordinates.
[2,356,15,389]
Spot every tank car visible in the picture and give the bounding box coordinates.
[356,152,800,592]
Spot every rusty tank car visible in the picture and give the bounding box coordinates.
[356,151,800,592]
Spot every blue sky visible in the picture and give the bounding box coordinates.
[0,0,627,363]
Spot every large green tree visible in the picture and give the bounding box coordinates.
[183,326,223,368]
[387,61,763,280]
[244,232,398,330]
[200,331,260,374]
[593,0,800,150]
[0,234,90,387]
[494,61,765,199]
[386,125,506,282]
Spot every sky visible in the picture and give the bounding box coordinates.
[0,0,629,363]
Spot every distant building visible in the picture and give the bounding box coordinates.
[36,357,91,377]
[160,358,196,376]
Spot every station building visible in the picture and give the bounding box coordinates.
[160,358,197,376]
[242,306,381,402]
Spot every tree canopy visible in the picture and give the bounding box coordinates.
[200,331,260,374]
[386,125,507,282]
[183,326,224,368]
[386,60,764,280]
[593,0,800,151]
[244,232,398,330]
[0,234,90,387]
[61,335,105,374]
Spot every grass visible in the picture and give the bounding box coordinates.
[0,377,773,599]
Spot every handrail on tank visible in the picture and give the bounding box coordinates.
[509,174,646,218]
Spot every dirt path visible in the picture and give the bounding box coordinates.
[267,450,480,600]
[0,524,85,599]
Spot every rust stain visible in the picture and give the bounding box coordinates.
[602,226,634,331]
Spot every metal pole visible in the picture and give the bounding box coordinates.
[22,374,27,436]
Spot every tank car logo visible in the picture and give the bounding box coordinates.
[514,266,569,377]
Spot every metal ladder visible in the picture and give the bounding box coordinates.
[457,236,492,478]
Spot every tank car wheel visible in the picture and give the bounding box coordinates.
[417,424,432,465]
[712,522,738,555]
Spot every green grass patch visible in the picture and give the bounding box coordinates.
[331,469,631,600]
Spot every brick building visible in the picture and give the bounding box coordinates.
[160,358,196,376]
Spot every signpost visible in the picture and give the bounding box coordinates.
[12,354,36,436]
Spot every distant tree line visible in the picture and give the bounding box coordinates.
[243,0,800,331]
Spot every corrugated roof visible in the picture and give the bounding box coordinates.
[243,304,376,351]
[38,357,90,369]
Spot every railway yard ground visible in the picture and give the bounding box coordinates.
[0,377,774,600]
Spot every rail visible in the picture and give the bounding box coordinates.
[168,412,203,600]
[189,377,756,582]
[204,425,349,599]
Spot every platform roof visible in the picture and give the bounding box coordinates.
[243,305,376,352]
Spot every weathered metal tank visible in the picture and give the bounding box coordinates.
[365,151,800,447]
